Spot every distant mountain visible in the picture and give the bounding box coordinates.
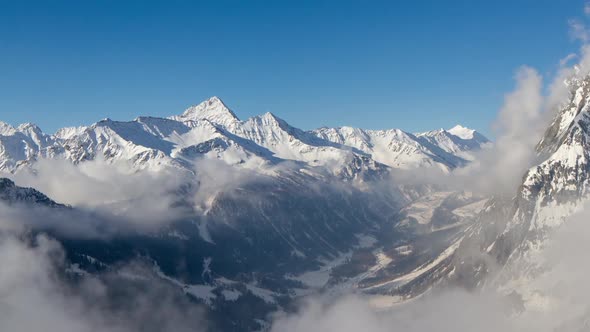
[416,125,491,161]
[0,96,488,176]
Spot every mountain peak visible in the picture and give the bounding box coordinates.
[174,96,240,128]
[0,121,16,136]
[257,112,292,130]
[17,122,43,135]
[261,111,280,121]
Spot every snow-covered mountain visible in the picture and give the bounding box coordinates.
[10,85,590,329]
[0,97,494,331]
[0,96,487,177]
[312,126,459,170]
[311,123,488,171]
[416,125,491,161]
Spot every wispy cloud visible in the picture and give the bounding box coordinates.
[569,19,590,42]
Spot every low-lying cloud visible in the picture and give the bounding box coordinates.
[10,158,193,229]
[6,156,273,235]
[0,231,207,332]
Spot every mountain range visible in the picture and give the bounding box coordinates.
[0,96,489,176]
[0,98,494,330]
[8,85,590,330]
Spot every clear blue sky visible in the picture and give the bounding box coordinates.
[0,0,586,136]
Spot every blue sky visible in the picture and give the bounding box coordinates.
[0,0,587,136]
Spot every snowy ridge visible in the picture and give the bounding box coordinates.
[416,126,491,161]
[0,97,488,176]
[312,124,488,171]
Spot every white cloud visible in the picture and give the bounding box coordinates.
[487,65,544,165]
[270,291,519,332]
[569,19,590,42]
[9,158,193,228]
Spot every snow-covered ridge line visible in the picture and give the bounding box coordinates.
[0,96,489,175]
